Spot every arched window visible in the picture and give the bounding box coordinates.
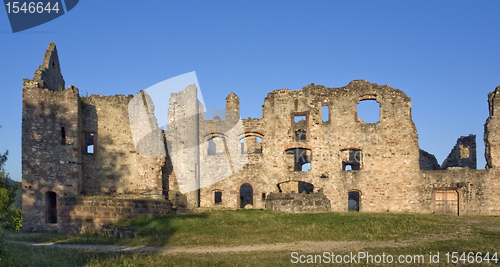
[45,191,57,223]
[239,135,263,154]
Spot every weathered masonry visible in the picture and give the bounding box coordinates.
[22,43,500,232]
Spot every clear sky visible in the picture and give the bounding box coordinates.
[1,1,499,182]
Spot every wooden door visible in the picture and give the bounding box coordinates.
[434,190,458,215]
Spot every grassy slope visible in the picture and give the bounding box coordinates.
[3,210,500,266]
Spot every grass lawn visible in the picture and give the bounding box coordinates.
[3,210,500,266]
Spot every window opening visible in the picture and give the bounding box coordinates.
[240,138,246,154]
[357,99,380,123]
[61,127,66,145]
[84,133,95,154]
[207,138,216,155]
[214,191,222,204]
[261,193,266,201]
[348,191,360,212]
[293,115,307,141]
[285,148,311,171]
[301,162,311,171]
[46,191,57,223]
[240,183,253,208]
[298,181,314,194]
[322,105,329,122]
[240,136,262,154]
[342,149,362,170]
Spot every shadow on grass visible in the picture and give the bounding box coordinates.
[112,212,209,247]
[8,211,500,249]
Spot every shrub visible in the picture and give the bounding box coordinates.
[5,209,22,232]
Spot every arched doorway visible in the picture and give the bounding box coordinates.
[240,183,253,208]
[348,191,360,212]
[45,191,57,223]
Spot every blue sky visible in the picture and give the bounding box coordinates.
[1,1,499,181]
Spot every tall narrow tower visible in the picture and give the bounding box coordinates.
[22,43,82,231]
[485,86,500,169]
[225,92,240,120]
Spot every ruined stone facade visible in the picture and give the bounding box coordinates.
[22,43,500,232]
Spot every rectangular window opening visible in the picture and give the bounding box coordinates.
[341,150,362,171]
[214,191,222,204]
[207,139,216,155]
[261,193,266,201]
[293,115,307,141]
[240,139,246,154]
[84,133,95,154]
[286,148,311,172]
[322,105,329,122]
[61,127,66,145]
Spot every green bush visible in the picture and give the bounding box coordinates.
[0,230,6,263]
[5,209,22,232]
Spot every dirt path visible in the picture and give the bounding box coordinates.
[8,233,459,254]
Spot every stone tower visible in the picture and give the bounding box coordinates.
[22,43,82,230]
[484,86,500,169]
[225,92,240,120]
[166,84,201,209]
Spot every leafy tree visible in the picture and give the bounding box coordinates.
[0,126,22,232]
[0,151,11,217]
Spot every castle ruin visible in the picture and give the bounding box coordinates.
[22,43,500,233]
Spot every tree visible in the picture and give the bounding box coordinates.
[0,126,22,231]
[0,151,11,217]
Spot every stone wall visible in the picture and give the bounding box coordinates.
[81,94,164,196]
[265,192,331,213]
[421,168,491,215]
[32,42,65,92]
[441,135,477,170]
[21,43,500,234]
[485,86,500,169]
[419,149,441,171]
[58,196,172,233]
[165,85,201,209]
[190,81,423,213]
